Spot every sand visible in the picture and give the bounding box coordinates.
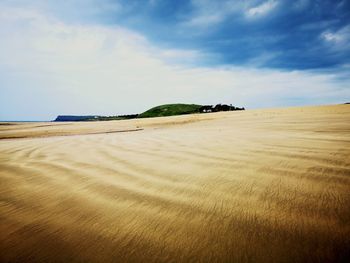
[1,104,350,262]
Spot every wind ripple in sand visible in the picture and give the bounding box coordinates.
[1,105,350,262]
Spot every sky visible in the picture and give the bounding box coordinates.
[0,0,349,121]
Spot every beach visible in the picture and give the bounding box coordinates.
[1,104,349,262]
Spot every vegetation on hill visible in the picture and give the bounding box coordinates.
[138,104,203,118]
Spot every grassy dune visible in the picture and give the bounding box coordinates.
[0,104,350,262]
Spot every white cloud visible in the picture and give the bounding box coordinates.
[184,0,244,27]
[0,5,348,120]
[184,0,279,28]
[322,32,344,43]
[185,14,225,27]
[321,25,350,56]
[246,0,278,18]
[321,25,350,47]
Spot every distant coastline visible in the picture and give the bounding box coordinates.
[0,121,45,123]
[53,103,245,122]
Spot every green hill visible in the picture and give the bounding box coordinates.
[138,104,202,118]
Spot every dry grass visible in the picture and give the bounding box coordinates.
[1,104,350,262]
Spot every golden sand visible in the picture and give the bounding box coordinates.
[1,104,349,262]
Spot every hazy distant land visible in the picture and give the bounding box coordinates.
[0,104,349,262]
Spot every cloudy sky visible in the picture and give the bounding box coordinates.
[0,0,349,121]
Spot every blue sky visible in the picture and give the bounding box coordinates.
[0,0,349,120]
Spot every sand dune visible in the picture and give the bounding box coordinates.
[1,105,350,262]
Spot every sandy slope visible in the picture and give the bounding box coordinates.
[1,104,349,262]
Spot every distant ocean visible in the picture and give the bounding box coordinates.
[0,121,49,123]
